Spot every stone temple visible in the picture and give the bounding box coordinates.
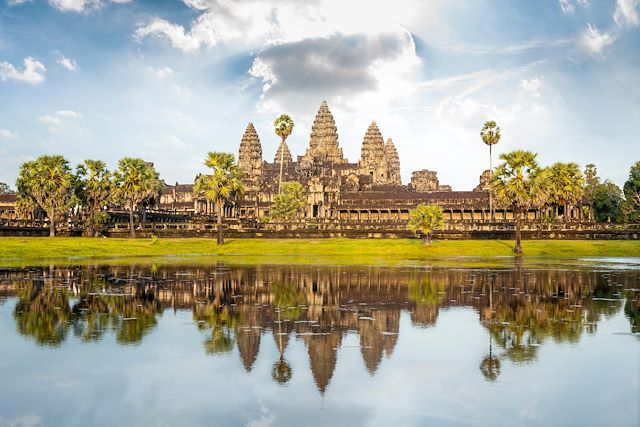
[206,100,501,223]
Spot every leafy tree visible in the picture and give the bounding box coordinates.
[480,121,501,219]
[592,180,623,222]
[621,161,640,222]
[112,158,161,238]
[76,160,112,237]
[583,164,600,220]
[0,182,13,195]
[16,155,75,237]
[271,181,306,221]
[194,152,244,245]
[274,114,294,193]
[407,204,445,246]
[490,150,549,254]
[546,162,584,221]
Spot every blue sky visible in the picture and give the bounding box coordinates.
[0,0,638,190]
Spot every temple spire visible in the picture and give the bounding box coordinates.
[303,100,345,164]
[359,121,388,184]
[274,140,293,164]
[385,138,401,185]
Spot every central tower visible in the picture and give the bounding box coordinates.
[302,101,346,164]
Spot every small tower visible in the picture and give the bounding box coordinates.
[385,138,401,185]
[359,121,388,184]
[302,100,345,164]
[274,140,293,164]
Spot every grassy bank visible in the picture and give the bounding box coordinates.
[0,237,638,266]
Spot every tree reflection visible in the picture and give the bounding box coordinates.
[14,282,71,347]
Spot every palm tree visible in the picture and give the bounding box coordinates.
[490,150,549,254]
[194,152,244,245]
[112,158,161,238]
[274,114,294,193]
[76,160,112,237]
[16,155,75,237]
[547,162,584,221]
[480,121,501,221]
[407,204,445,246]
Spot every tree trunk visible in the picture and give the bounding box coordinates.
[89,208,95,238]
[49,215,55,237]
[426,233,432,246]
[217,200,224,245]
[514,207,522,255]
[129,202,135,238]
[489,144,493,221]
[278,137,285,194]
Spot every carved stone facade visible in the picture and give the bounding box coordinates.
[359,121,389,184]
[301,101,345,165]
[238,123,263,193]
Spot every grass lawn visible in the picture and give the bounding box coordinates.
[0,237,638,267]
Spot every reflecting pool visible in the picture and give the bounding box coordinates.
[0,261,638,426]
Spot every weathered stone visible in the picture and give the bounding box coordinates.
[385,138,401,185]
[410,170,440,192]
[359,121,388,184]
[302,101,345,164]
[238,123,263,177]
[474,170,491,192]
[274,140,293,164]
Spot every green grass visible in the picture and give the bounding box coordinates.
[0,237,638,267]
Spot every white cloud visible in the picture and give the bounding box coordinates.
[614,0,640,27]
[0,129,18,140]
[577,24,616,58]
[147,66,174,79]
[38,110,83,131]
[47,0,131,13]
[520,77,543,96]
[0,57,46,84]
[559,0,589,14]
[7,0,33,5]
[54,51,77,71]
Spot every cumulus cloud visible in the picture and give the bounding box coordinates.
[54,51,77,71]
[0,129,18,140]
[250,30,421,114]
[578,24,616,58]
[38,110,83,131]
[558,0,589,14]
[614,0,640,27]
[520,77,543,96]
[0,57,46,84]
[47,0,131,13]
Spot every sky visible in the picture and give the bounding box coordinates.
[0,0,638,190]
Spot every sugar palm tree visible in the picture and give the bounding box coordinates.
[547,162,584,221]
[481,121,501,220]
[112,158,161,238]
[490,150,549,254]
[76,160,112,237]
[274,114,294,193]
[16,155,75,237]
[194,152,244,245]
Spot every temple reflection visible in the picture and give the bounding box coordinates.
[1,263,638,393]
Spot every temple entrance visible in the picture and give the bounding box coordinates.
[313,205,319,218]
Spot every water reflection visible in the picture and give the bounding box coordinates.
[1,263,638,395]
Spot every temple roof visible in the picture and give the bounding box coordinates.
[304,101,345,163]
[274,140,293,164]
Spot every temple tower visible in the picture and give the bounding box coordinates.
[274,140,293,164]
[302,101,345,164]
[385,138,401,185]
[359,121,388,184]
[238,123,263,192]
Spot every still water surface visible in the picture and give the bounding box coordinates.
[0,260,638,427]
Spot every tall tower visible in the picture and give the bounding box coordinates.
[359,121,388,184]
[385,138,402,185]
[302,101,345,164]
[238,123,263,192]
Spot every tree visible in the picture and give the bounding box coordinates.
[490,150,549,254]
[76,160,112,237]
[112,158,161,238]
[407,204,445,246]
[0,182,13,195]
[16,155,75,237]
[583,164,600,220]
[546,162,584,221]
[621,161,640,222]
[480,121,501,220]
[274,114,294,194]
[592,180,623,222]
[271,181,306,221]
[194,152,244,245]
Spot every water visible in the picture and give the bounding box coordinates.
[0,261,638,427]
